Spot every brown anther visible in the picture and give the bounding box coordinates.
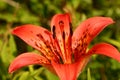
[69,23,73,36]
[52,25,56,39]
[62,31,65,39]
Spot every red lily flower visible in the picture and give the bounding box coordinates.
[9,13,120,80]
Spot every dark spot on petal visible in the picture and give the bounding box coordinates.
[87,23,90,27]
[44,30,50,35]
[34,41,43,49]
[35,42,40,47]
[30,39,34,41]
[30,31,33,33]
[90,49,96,53]
[58,39,62,43]
[88,33,93,37]
[59,21,64,25]
[52,25,56,39]
[83,34,87,39]
[59,21,64,30]
[36,33,44,39]
[45,61,48,63]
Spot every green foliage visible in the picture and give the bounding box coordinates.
[87,68,91,80]
[0,0,120,80]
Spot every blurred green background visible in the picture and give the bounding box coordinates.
[0,0,120,80]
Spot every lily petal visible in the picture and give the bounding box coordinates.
[12,24,51,51]
[12,24,59,61]
[51,56,89,80]
[87,43,120,62]
[72,17,114,60]
[51,14,72,63]
[9,53,50,73]
[52,62,77,80]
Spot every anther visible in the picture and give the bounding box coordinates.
[52,25,56,39]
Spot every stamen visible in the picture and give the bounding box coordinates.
[62,31,65,40]
[52,25,56,39]
[69,23,73,36]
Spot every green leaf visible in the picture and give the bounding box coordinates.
[0,34,16,66]
[9,35,17,55]
[0,40,8,65]
[45,69,59,80]
[19,72,30,80]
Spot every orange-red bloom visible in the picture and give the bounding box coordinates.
[9,14,120,80]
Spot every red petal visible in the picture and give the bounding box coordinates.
[12,24,51,51]
[87,43,120,62]
[12,24,59,61]
[9,53,50,73]
[52,62,77,80]
[72,17,114,60]
[51,57,89,80]
[51,14,72,63]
